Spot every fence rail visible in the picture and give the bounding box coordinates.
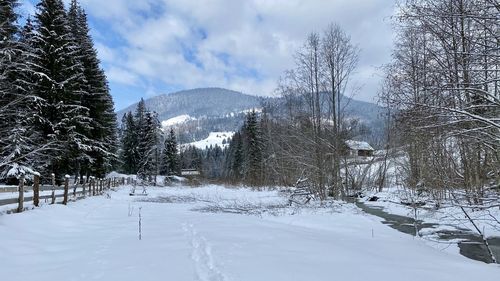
[0,191,84,206]
[0,175,131,213]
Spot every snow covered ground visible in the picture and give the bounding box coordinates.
[161,114,196,128]
[0,185,498,281]
[182,132,234,150]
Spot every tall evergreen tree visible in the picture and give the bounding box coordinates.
[137,111,161,180]
[0,2,47,179]
[119,112,139,174]
[162,128,180,176]
[67,0,117,177]
[134,98,147,172]
[31,0,91,179]
[0,0,21,150]
[225,132,243,181]
[243,110,263,185]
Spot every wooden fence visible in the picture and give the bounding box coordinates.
[0,175,132,213]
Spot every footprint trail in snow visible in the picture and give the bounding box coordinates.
[183,223,228,281]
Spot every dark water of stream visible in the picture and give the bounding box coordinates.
[354,201,500,264]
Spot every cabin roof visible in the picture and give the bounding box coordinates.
[345,140,374,151]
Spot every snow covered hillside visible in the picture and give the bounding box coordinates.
[182,132,234,150]
[0,185,498,281]
[161,114,196,128]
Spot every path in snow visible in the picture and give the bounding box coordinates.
[183,223,227,281]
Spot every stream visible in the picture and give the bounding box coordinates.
[354,200,500,264]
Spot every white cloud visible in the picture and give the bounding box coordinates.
[26,0,396,102]
[106,67,140,86]
[94,42,117,63]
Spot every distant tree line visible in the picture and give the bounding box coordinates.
[0,0,117,183]
[118,100,232,182]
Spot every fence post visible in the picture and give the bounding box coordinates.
[107,178,111,190]
[92,177,96,196]
[33,173,40,207]
[90,177,94,196]
[63,175,69,205]
[88,177,91,196]
[17,175,25,213]
[72,177,77,198]
[51,173,56,204]
[82,176,86,197]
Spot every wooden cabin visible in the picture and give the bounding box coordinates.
[344,140,374,157]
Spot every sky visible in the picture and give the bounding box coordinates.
[19,0,395,111]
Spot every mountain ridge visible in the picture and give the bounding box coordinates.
[117,87,386,145]
[116,87,263,121]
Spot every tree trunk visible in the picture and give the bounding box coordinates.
[33,174,40,207]
[17,175,25,213]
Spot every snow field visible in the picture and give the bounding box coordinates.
[161,114,196,128]
[0,185,498,281]
[182,132,234,150]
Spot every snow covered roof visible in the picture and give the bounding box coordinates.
[345,140,374,151]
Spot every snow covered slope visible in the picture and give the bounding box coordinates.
[0,185,498,281]
[117,88,262,122]
[161,114,196,128]
[182,131,234,150]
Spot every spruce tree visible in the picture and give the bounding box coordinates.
[0,2,46,178]
[162,129,180,176]
[134,98,147,175]
[243,110,263,185]
[31,0,91,179]
[119,112,139,174]
[137,111,160,180]
[0,0,21,145]
[0,0,24,176]
[68,0,117,177]
[231,132,243,180]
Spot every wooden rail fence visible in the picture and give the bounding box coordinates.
[0,175,133,213]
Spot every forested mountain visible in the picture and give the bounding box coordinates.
[118,87,386,145]
[117,88,263,121]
